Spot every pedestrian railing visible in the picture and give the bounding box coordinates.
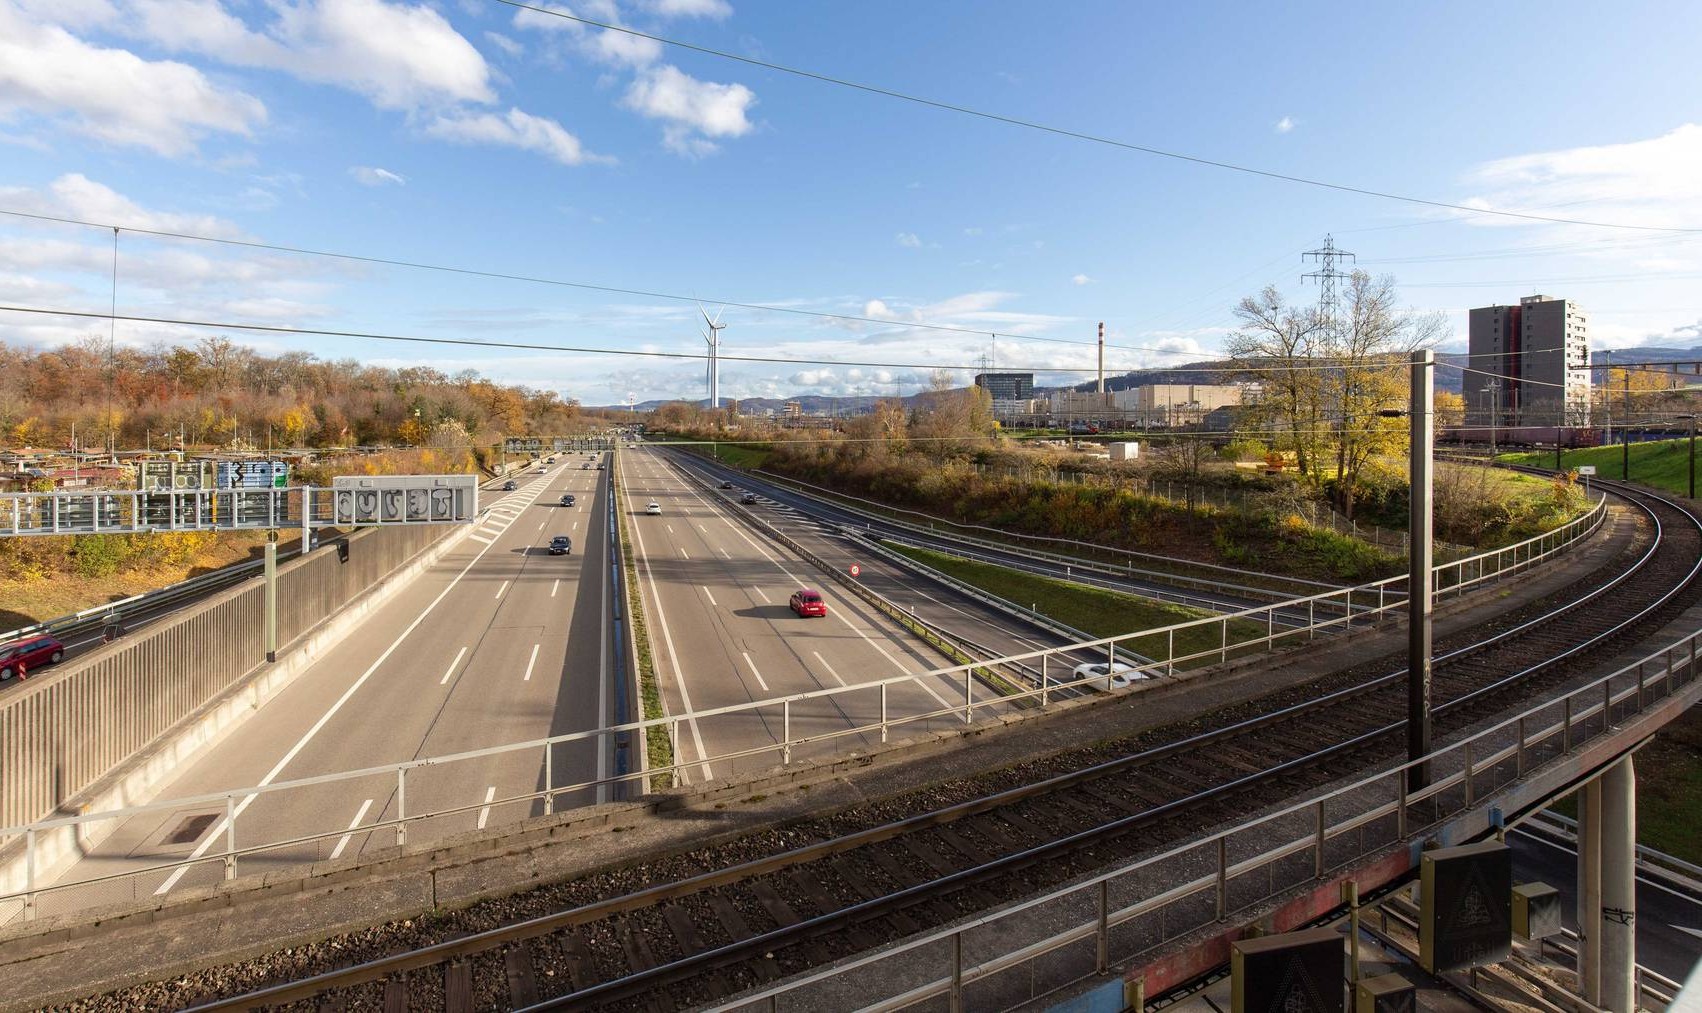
[0,488,1608,924]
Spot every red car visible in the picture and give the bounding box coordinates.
[0,635,65,681]
[788,589,828,618]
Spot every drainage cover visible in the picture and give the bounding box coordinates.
[165,812,218,845]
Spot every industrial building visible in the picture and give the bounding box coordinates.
[1465,295,1591,427]
[973,372,1035,402]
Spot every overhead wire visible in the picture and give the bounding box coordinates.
[492,0,1699,234]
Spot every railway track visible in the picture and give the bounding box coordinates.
[69,482,1700,1013]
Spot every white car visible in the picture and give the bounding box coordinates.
[646,501,662,515]
[1069,660,1145,690]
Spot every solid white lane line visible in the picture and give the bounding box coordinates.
[152,472,556,895]
[742,651,770,693]
[327,799,373,862]
[439,645,468,686]
[811,650,849,688]
[523,643,540,682]
[551,579,560,598]
[702,586,718,607]
[623,461,713,783]
[477,785,496,830]
[495,580,510,600]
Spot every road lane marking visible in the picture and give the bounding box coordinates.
[811,651,848,687]
[327,799,373,862]
[477,785,497,830]
[699,524,707,533]
[495,580,509,600]
[551,579,560,598]
[152,472,557,895]
[702,586,718,607]
[742,651,770,693]
[752,587,770,603]
[523,643,540,682]
[666,524,674,534]
[439,645,468,686]
[679,547,690,560]
[471,535,493,544]
[572,520,578,530]
[719,547,731,559]
[537,520,546,531]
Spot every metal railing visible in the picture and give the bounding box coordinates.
[707,624,1702,1013]
[0,490,1609,922]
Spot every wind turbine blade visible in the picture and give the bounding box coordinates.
[697,299,715,329]
[711,304,725,327]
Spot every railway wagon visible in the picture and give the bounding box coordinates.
[1442,426,1603,448]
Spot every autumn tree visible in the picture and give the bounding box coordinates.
[1228,287,1326,475]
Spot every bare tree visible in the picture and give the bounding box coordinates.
[1228,287,1325,475]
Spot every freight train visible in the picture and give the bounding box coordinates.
[1440,426,1604,449]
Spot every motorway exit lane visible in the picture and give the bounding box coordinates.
[37,460,613,912]
[620,447,1003,786]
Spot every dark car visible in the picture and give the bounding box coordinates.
[502,479,518,491]
[0,635,65,680]
[597,462,606,470]
[740,492,759,505]
[788,589,827,618]
[548,535,572,555]
[560,494,576,507]
[720,481,735,489]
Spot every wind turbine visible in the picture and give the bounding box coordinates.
[698,301,727,409]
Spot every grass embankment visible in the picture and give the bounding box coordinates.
[1500,438,1698,499]
[1547,705,1702,865]
[885,542,1271,667]
[612,448,674,790]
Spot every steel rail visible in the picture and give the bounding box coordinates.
[190,484,1691,1010]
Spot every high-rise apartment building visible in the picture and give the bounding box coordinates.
[1465,295,1590,427]
[973,372,1035,402]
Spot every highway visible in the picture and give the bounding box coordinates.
[619,446,1022,785]
[33,457,613,917]
[1512,821,1702,985]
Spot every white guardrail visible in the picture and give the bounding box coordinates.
[709,625,1702,1013]
[0,495,1607,923]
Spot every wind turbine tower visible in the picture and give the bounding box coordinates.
[699,303,728,409]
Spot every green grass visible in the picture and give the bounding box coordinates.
[884,542,1271,667]
[613,449,673,790]
[1500,438,1699,497]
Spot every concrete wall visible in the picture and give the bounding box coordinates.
[0,523,447,832]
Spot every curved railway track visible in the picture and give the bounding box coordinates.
[69,481,1702,1013]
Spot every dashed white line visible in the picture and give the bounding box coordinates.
[752,586,770,603]
[522,642,540,682]
[811,650,849,688]
[327,799,373,861]
[666,524,674,534]
[742,651,770,693]
[679,547,690,560]
[702,586,719,607]
[476,785,497,830]
[537,520,546,531]
[439,645,467,686]
[551,579,560,598]
[494,580,510,600]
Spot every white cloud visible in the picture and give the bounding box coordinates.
[0,4,265,156]
[512,3,662,68]
[0,173,250,238]
[895,232,922,249]
[1275,116,1295,133]
[622,64,755,155]
[123,0,496,111]
[1071,273,1093,285]
[484,31,523,58]
[425,107,609,167]
[350,165,407,186]
[641,0,732,18]
[1463,124,1702,231]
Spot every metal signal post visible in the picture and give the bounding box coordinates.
[1408,350,1434,790]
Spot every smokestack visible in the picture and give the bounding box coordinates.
[1097,321,1105,395]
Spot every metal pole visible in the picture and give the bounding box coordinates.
[1408,350,1434,791]
[1622,372,1631,480]
[1690,416,1697,500]
[263,537,278,663]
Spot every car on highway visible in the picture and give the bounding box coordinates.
[536,467,547,474]
[597,462,606,470]
[1069,660,1144,690]
[502,479,518,491]
[582,462,592,469]
[548,535,572,555]
[720,481,735,489]
[740,492,759,505]
[645,501,662,515]
[559,494,576,507]
[0,635,65,681]
[788,589,828,618]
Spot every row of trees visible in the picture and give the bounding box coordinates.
[0,336,588,452]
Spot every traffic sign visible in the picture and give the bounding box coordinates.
[1577,465,1597,476]
[849,564,861,577]
[330,475,479,526]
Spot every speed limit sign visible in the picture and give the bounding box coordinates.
[849,564,861,577]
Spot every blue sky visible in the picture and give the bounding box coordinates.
[1,0,1699,406]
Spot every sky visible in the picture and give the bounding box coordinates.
[1,0,1700,407]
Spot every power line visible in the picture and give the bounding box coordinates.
[0,207,1197,359]
[492,0,1700,234]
